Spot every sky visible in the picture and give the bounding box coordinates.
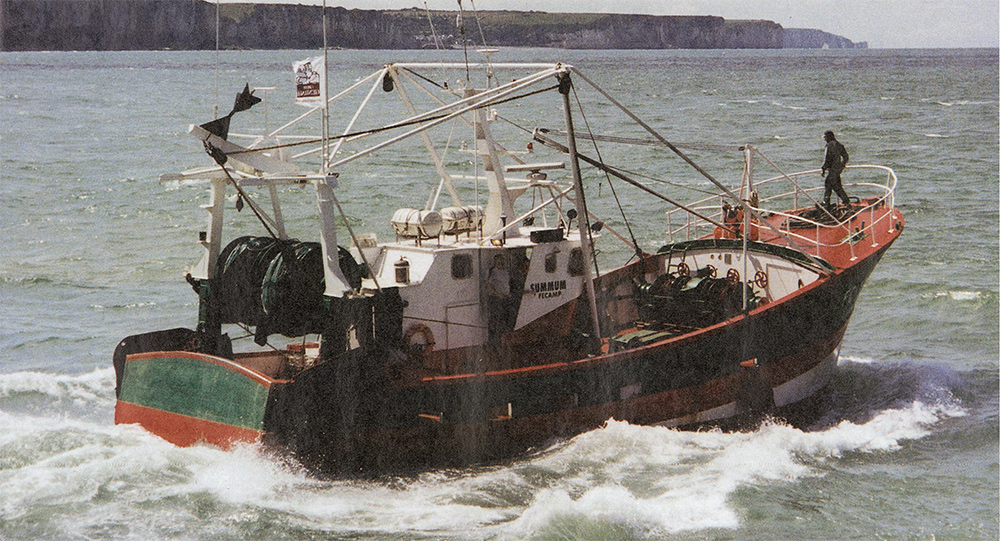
[224,0,1000,48]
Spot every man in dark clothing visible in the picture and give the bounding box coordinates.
[821,130,851,207]
[485,254,513,348]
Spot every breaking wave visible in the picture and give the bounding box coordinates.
[0,367,116,415]
[498,398,963,538]
[0,360,973,540]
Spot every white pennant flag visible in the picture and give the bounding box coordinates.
[293,56,325,107]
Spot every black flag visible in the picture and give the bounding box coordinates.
[200,83,261,141]
[232,83,262,114]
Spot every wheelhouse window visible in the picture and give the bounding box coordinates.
[568,248,585,276]
[545,252,558,273]
[451,254,473,279]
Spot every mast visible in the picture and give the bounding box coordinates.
[558,70,601,340]
[743,146,755,311]
[214,0,220,117]
[322,0,330,173]
[314,0,353,298]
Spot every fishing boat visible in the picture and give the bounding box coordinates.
[113,55,903,474]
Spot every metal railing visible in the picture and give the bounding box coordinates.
[664,165,898,259]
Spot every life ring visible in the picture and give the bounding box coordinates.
[403,324,435,365]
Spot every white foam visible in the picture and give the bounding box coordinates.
[0,367,968,539]
[0,411,174,519]
[506,484,739,538]
[497,397,965,538]
[925,290,985,301]
[278,476,512,536]
[0,366,115,406]
[839,354,877,364]
[946,290,983,301]
[769,101,806,110]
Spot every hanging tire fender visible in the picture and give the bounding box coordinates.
[403,324,435,365]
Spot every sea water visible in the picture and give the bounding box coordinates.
[0,48,997,540]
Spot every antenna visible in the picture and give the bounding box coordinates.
[479,47,498,88]
[423,1,442,50]
[322,0,330,173]
[457,0,470,81]
[255,86,275,128]
[213,0,220,117]
[468,0,488,47]
[468,0,496,86]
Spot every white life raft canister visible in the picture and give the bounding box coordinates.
[391,208,443,239]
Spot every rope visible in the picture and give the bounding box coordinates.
[209,151,279,239]
[401,66,445,90]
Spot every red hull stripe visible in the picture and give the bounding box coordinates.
[115,400,262,449]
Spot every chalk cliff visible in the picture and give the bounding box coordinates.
[783,28,867,49]
[0,0,863,51]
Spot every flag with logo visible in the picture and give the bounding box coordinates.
[293,56,325,107]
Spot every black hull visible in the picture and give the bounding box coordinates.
[264,244,889,475]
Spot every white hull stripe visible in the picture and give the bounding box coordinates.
[653,348,840,428]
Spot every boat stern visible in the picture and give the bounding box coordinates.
[114,351,282,449]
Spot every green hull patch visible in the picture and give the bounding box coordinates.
[119,355,270,431]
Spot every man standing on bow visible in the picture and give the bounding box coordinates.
[821,130,851,207]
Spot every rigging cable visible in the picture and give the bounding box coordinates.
[473,82,480,240]
[531,130,732,232]
[427,119,459,210]
[204,150,278,239]
[571,82,643,262]
[598,162,724,198]
[529,127,739,197]
[228,83,560,157]
[321,0,331,172]
[402,66,446,90]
